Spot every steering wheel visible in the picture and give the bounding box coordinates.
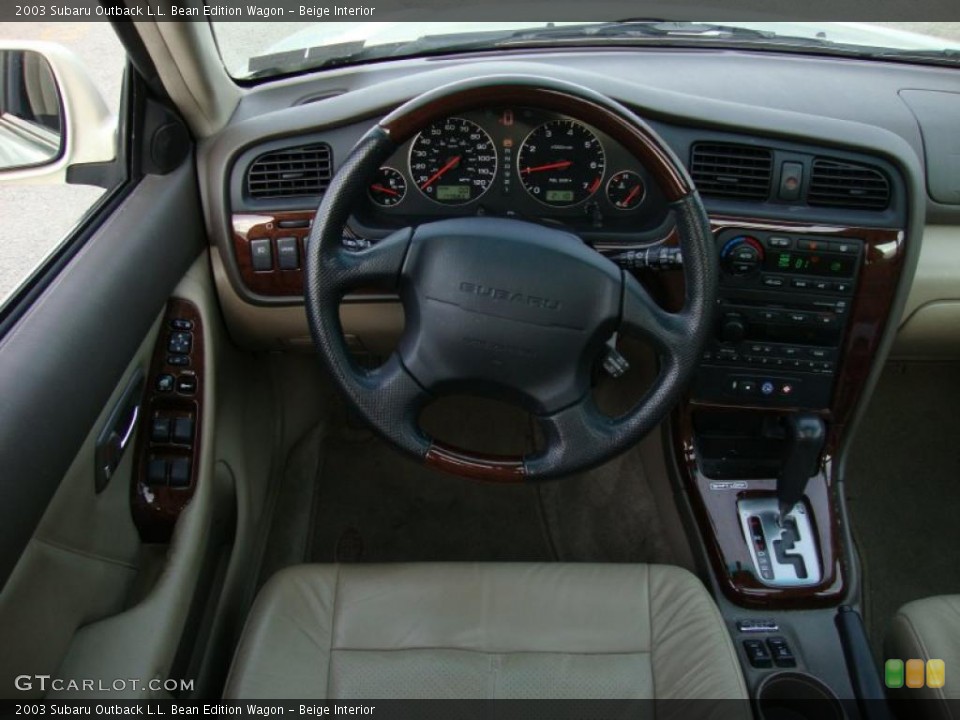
[305,76,717,482]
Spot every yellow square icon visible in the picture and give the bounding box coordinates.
[927,659,945,688]
[906,659,925,688]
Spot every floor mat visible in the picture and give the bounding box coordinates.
[844,362,960,656]
[310,399,554,563]
[309,396,681,565]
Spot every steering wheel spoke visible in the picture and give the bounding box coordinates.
[621,273,688,360]
[321,226,413,298]
[526,395,618,479]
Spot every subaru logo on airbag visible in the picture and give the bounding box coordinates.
[458,282,561,310]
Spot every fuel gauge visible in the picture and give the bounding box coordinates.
[369,167,407,208]
[606,171,645,210]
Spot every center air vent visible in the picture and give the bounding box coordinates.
[246,143,332,199]
[690,143,773,200]
[808,158,890,210]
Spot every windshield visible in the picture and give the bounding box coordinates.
[211,21,960,80]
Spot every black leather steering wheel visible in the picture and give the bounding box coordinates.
[305,76,717,482]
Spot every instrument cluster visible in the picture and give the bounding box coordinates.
[356,107,670,236]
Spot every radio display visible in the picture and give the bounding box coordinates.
[764,251,856,278]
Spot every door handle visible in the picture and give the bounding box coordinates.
[95,368,144,493]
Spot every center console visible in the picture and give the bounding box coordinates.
[669,215,904,610]
[694,229,861,410]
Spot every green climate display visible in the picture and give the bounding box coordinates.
[764,250,855,278]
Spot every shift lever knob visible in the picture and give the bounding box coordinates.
[778,414,826,523]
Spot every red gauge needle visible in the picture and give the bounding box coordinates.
[420,156,462,190]
[521,160,573,175]
[371,184,400,197]
[622,185,642,206]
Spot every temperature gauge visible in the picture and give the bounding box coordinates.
[369,167,407,208]
[606,171,645,210]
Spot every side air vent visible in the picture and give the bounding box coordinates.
[808,158,890,210]
[246,143,332,199]
[690,143,773,200]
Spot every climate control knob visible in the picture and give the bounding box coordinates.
[721,235,765,276]
[721,313,747,342]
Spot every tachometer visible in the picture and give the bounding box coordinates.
[409,117,497,205]
[518,120,605,207]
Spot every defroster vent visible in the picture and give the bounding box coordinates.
[246,143,332,199]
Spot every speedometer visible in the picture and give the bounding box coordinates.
[518,120,605,207]
[409,117,497,205]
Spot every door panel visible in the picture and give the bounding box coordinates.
[0,162,203,587]
[0,161,215,697]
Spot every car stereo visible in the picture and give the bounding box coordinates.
[693,229,863,409]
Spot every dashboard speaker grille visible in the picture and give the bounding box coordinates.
[246,143,333,199]
[808,158,890,210]
[690,143,773,200]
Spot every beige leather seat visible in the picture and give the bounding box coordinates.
[225,563,749,702]
[885,595,960,715]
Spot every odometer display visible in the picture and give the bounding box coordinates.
[518,120,606,207]
[410,117,497,205]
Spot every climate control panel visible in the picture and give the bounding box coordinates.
[694,228,863,409]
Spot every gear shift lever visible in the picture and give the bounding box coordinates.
[778,413,826,524]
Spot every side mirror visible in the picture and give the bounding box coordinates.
[0,41,116,184]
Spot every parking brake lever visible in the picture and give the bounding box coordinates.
[777,413,826,524]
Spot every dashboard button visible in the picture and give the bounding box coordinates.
[763,276,785,288]
[768,236,792,249]
[830,240,859,254]
[791,278,811,289]
[276,236,299,270]
[250,238,273,271]
[798,239,828,251]
[778,162,804,201]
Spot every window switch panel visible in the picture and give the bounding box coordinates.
[743,639,773,668]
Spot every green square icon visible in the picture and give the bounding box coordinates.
[885,659,905,688]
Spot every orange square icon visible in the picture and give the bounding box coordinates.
[906,659,925,688]
[927,659,945,688]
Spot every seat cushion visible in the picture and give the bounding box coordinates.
[885,595,960,715]
[224,563,748,702]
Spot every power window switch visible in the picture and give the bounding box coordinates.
[767,637,797,667]
[173,417,194,446]
[150,417,171,443]
[147,458,167,485]
[743,639,773,668]
[169,458,191,488]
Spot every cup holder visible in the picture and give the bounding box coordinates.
[756,672,845,720]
